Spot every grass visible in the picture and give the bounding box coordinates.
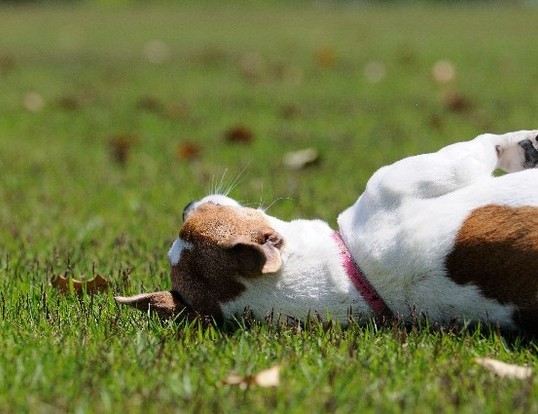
[1,2,538,412]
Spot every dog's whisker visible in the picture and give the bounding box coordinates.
[216,169,229,195]
[224,165,249,197]
[262,197,290,212]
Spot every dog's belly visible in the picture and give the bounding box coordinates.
[338,170,538,329]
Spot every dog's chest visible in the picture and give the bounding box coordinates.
[337,194,523,327]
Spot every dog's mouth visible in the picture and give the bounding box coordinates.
[170,289,195,316]
[115,289,195,320]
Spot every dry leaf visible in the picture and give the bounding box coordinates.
[280,104,301,120]
[314,47,337,69]
[136,96,164,113]
[56,95,80,111]
[108,134,136,165]
[283,148,320,170]
[224,125,254,144]
[164,102,190,120]
[176,142,201,160]
[0,52,15,74]
[239,52,267,82]
[50,274,109,295]
[442,91,473,113]
[475,358,532,379]
[223,365,281,389]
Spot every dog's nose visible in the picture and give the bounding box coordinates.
[182,201,195,222]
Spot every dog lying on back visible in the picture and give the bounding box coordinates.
[117,130,538,333]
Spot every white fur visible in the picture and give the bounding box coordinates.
[197,131,538,329]
[168,238,192,266]
[220,217,371,322]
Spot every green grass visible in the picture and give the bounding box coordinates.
[1,2,538,412]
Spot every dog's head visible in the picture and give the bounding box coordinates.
[115,195,284,321]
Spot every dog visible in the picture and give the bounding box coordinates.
[116,130,538,333]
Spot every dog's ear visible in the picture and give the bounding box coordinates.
[224,229,283,275]
[115,291,190,319]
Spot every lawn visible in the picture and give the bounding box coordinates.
[1,2,538,412]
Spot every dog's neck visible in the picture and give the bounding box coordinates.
[220,217,376,324]
[331,231,393,321]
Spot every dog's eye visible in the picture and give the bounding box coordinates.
[535,134,538,142]
[182,201,195,222]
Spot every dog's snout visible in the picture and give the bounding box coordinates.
[182,201,195,222]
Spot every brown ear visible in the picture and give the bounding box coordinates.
[226,229,283,275]
[115,291,190,319]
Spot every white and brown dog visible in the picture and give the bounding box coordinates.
[117,130,538,333]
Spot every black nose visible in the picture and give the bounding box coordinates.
[182,201,195,222]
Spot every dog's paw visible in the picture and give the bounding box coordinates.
[495,130,538,172]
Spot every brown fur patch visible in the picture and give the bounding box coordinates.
[170,203,281,321]
[445,204,538,332]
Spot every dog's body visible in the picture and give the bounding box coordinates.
[117,131,538,333]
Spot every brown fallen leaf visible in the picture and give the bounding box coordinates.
[51,274,109,295]
[136,96,164,113]
[0,52,15,74]
[314,47,337,69]
[223,365,281,389]
[108,134,136,165]
[164,102,190,120]
[56,95,81,111]
[238,52,267,83]
[442,90,473,113]
[176,142,201,161]
[475,357,532,379]
[280,104,301,120]
[224,125,254,144]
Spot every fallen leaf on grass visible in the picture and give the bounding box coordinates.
[56,95,81,111]
[239,52,267,83]
[51,274,109,295]
[475,358,532,379]
[176,142,201,161]
[224,125,254,144]
[108,134,137,165]
[136,96,164,113]
[280,104,301,120]
[283,148,320,170]
[442,91,473,113]
[0,52,16,74]
[223,365,281,390]
[164,102,190,120]
[313,47,337,69]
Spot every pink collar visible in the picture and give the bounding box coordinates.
[332,231,393,322]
